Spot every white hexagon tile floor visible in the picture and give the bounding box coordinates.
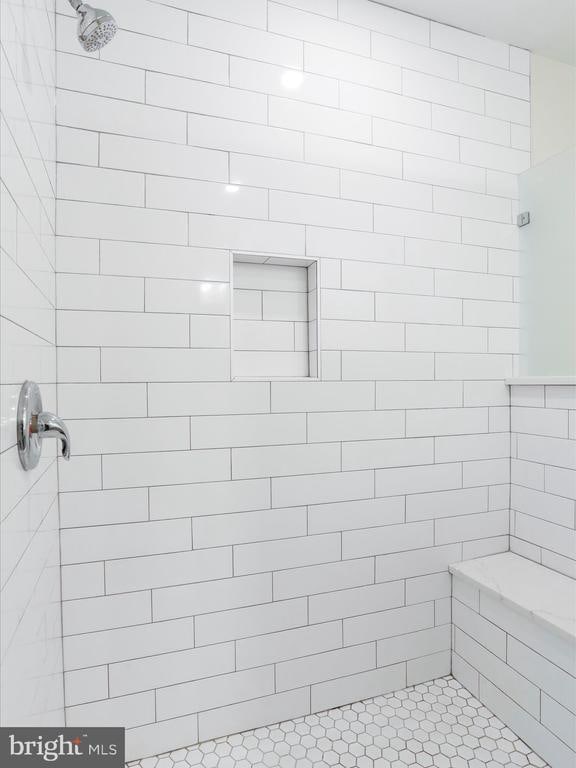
[127,676,548,768]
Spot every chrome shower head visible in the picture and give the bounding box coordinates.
[68,0,117,52]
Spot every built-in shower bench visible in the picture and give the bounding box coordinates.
[449,552,576,768]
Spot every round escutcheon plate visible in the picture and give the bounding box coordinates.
[17,380,43,470]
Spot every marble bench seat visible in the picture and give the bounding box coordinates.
[449,552,576,768]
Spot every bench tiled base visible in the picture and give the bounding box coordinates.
[127,676,547,768]
[451,554,576,768]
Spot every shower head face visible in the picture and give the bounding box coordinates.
[76,3,117,51]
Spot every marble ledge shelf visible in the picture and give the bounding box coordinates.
[450,552,576,643]
[505,376,576,386]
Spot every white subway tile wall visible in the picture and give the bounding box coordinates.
[0,0,63,726]
[54,0,528,759]
[510,385,576,578]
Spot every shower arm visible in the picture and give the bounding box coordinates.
[68,0,84,10]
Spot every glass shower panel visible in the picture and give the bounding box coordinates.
[518,147,576,376]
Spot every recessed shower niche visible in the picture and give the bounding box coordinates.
[231,254,320,379]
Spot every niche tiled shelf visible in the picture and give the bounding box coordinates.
[231,254,320,380]
[126,676,548,768]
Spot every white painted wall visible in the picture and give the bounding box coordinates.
[54,0,528,759]
[0,0,63,726]
[531,54,576,166]
[518,56,575,377]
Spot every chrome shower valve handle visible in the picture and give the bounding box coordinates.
[17,381,71,470]
[34,411,71,460]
